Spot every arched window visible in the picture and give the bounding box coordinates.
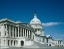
[49,44,51,46]
[21,40,24,46]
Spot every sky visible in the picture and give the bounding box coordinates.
[0,0,64,43]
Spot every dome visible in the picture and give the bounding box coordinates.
[30,13,41,25]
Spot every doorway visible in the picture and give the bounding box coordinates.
[49,44,51,46]
[21,41,24,46]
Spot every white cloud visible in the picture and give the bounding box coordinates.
[56,34,64,37]
[42,22,62,26]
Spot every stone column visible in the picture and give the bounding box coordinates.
[29,30,30,39]
[1,24,5,37]
[20,28,22,37]
[12,27,14,37]
[18,27,19,37]
[13,40,14,46]
[30,31,31,39]
[6,39,8,46]
[19,27,20,37]
[11,26,12,37]
[28,30,29,38]
[27,30,28,38]
[9,26,11,37]
[10,26,11,37]
[10,40,12,46]
[31,32,33,39]
[5,39,8,46]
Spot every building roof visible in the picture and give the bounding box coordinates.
[0,18,34,31]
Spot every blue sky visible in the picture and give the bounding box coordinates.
[0,0,64,43]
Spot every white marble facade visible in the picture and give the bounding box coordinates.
[0,18,35,47]
[0,12,63,48]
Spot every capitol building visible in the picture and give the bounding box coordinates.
[0,11,64,48]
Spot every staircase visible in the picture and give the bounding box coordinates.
[34,41,48,47]
[24,41,48,48]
